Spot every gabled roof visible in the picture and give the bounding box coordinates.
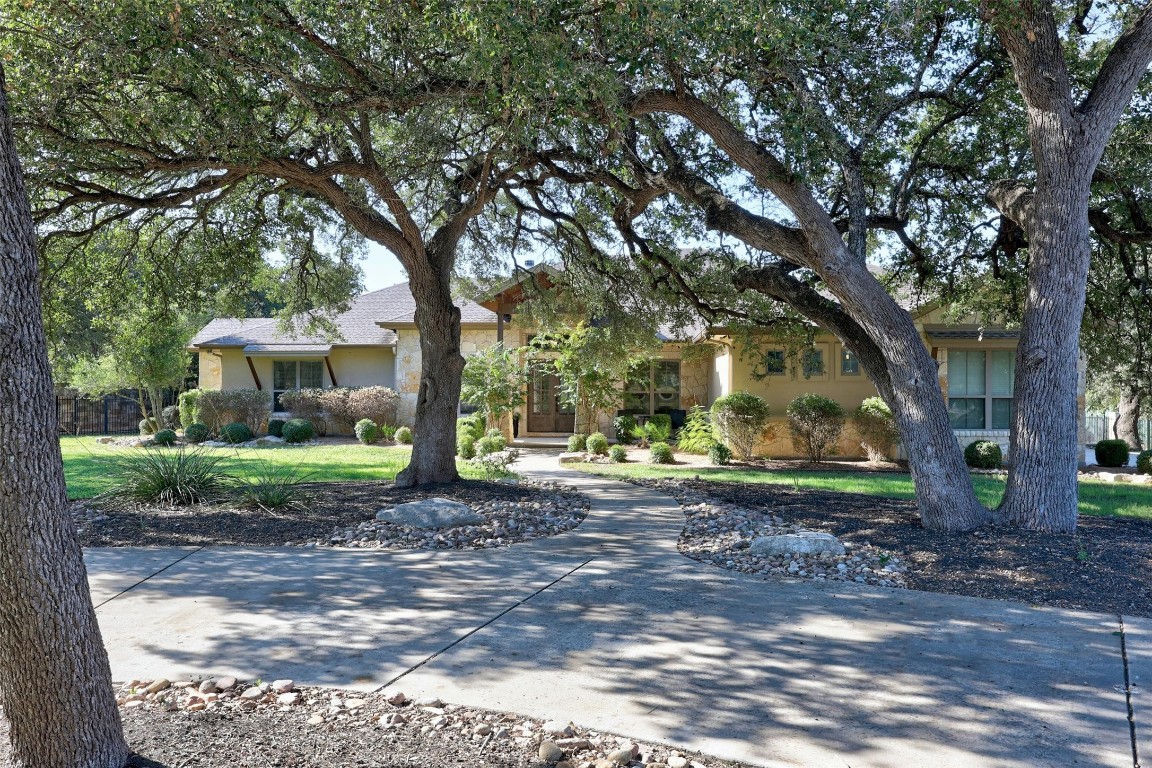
[191,281,495,349]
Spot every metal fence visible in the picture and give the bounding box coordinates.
[55,392,177,436]
[1085,411,1152,447]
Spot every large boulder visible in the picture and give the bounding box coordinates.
[749,531,845,557]
[375,498,484,529]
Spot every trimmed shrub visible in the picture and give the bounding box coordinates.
[964,440,1003,469]
[153,428,177,446]
[853,397,900,462]
[320,386,401,433]
[457,434,477,459]
[139,417,159,435]
[477,433,508,457]
[457,416,485,442]
[649,441,674,464]
[278,388,327,434]
[1136,449,1152,475]
[231,460,313,511]
[708,442,733,466]
[98,448,230,509]
[676,405,717,454]
[394,426,413,444]
[178,389,202,428]
[1095,439,1130,468]
[567,433,588,453]
[161,405,181,430]
[379,424,397,443]
[220,422,253,444]
[711,392,772,461]
[355,419,380,444]
[281,418,315,444]
[786,393,846,463]
[267,418,286,438]
[198,389,272,434]
[613,415,637,445]
[609,444,628,463]
[585,432,609,456]
[183,422,210,444]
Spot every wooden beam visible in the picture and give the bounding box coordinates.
[324,356,338,387]
[245,356,262,390]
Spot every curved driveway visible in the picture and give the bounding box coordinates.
[88,451,1147,768]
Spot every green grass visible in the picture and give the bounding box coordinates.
[577,462,1152,521]
[60,437,492,499]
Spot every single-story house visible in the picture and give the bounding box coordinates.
[189,265,1086,459]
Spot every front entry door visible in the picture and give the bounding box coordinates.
[527,363,575,433]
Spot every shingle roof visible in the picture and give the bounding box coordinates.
[190,282,496,349]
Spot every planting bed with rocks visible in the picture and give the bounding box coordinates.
[0,679,750,768]
[73,479,588,550]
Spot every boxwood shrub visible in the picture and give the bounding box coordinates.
[153,428,177,446]
[1137,449,1152,475]
[585,432,609,456]
[220,422,253,444]
[649,441,674,464]
[281,418,315,444]
[964,440,1003,469]
[267,418,285,438]
[1095,439,1130,468]
[183,422,210,444]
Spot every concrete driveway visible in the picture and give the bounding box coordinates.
[88,452,1145,768]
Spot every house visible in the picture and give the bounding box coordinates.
[190,266,1084,458]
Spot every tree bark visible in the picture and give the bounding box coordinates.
[0,64,129,767]
[1115,383,1144,451]
[394,247,464,487]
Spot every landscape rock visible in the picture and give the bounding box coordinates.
[539,741,565,764]
[272,679,294,693]
[558,452,586,464]
[374,498,485,528]
[749,531,846,557]
[144,679,170,694]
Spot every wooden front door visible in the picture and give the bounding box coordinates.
[527,363,575,434]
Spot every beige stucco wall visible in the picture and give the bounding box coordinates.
[201,346,395,394]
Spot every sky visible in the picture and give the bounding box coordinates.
[359,242,409,290]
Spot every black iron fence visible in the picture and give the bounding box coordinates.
[55,391,178,436]
[1085,411,1152,447]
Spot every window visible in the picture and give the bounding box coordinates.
[947,350,1014,430]
[801,348,825,378]
[840,348,860,376]
[764,350,786,375]
[621,361,682,415]
[273,360,324,410]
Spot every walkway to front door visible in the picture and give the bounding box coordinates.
[526,363,575,434]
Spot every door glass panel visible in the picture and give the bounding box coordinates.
[532,366,552,414]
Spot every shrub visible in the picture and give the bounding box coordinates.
[152,428,177,446]
[853,397,900,462]
[786,393,846,463]
[231,460,313,511]
[198,389,272,434]
[281,418,315,444]
[609,444,627,463]
[476,433,508,457]
[98,449,231,509]
[457,416,485,442]
[649,441,674,464]
[220,422,253,444]
[613,414,637,445]
[643,418,672,444]
[320,386,401,433]
[676,405,717,454]
[278,388,327,434]
[379,424,397,443]
[161,405,181,430]
[1095,439,1130,468]
[711,392,772,461]
[567,433,588,453]
[964,440,1003,469]
[470,447,520,478]
[1136,450,1152,475]
[648,413,672,433]
[708,442,733,466]
[267,418,286,438]
[394,426,413,444]
[178,389,202,428]
[457,434,477,459]
[585,432,609,455]
[355,419,380,444]
[139,417,159,435]
[183,422,210,444]
[486,428,503,439]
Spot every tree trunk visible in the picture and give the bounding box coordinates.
[1114,383,1144,451]
[0,64,129,768]
[394,253,464,487]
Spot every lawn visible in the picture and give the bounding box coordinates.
[577,462,1152,521]
[60,437,489,499]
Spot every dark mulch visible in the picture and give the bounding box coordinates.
[650,478,1152,618]
[76,480,557,548]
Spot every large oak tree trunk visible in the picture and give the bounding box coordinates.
[394,251,464,487]
[1114,383,1144,451]
[0,65,129,767]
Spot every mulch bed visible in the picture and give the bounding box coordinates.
[640,477,1152,618]
[75,480,573,548]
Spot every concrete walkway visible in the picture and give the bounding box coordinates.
[87,451,1145,768]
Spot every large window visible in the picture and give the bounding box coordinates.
[273,360,324,410]
[840,348,860,376]
[764,350,786,375]
[947,350,1014,430]
[622,361,681,415]
[801,348,825,378]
